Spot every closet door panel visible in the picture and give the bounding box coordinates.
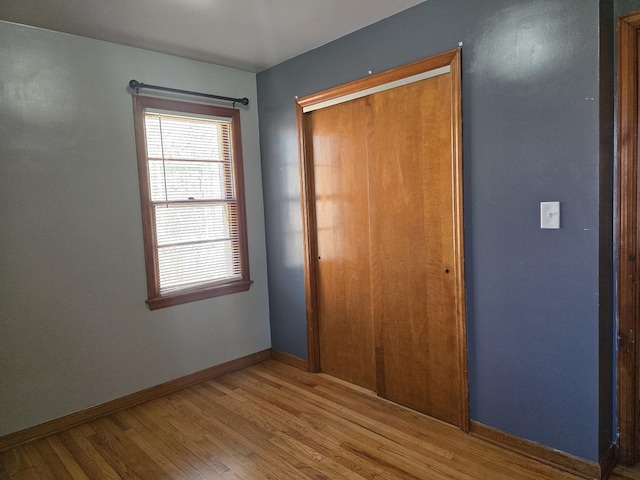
[368,74,462,426]
[311,97,376,390]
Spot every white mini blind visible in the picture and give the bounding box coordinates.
[144,111,241,294]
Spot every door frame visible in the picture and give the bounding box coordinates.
[618,10,640,466]
[295,48,469,430]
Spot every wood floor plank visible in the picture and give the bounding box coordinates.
[246,363,569,480]
[58,429,121,480]
[180,386,322,480]
[112,410,208,480]
[613,464,640,479]
[234,370,537,478]
[202,374,395,479]
[45,436,90,480]
[3,359,640,480]
[199,376,403,480]
[269,430,367,480]
[2,445,44,479]
[194,381,375,480]
[29,440,73,480]
[309,376,567,480]
[155,394,258,465]
[250,361,580,480]
[86,416,171,479]
[216,371,433,480]
[131,401,231,479]
[149,395,275,480]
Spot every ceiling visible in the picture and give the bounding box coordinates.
[0,0,427,72]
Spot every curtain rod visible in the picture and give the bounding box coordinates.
[128,79,249,106]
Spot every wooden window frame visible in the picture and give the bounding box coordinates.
[132,96,251,310]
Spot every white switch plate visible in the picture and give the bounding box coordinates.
[541,202,560,229]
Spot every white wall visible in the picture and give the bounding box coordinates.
[0,21,271,436]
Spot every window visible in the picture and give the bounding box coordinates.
[132,96,251,310]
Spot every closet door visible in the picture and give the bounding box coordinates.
[311,97,376,390]
[368,74,463,426]
[301,50,466,427]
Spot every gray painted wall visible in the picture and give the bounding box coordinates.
[0,21,271,436]
[257,0,611,462]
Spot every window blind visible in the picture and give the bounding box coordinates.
[144,112,241,294]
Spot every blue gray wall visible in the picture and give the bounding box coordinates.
[0,21,271,437]
[257,0,613,462]
[600,0,616,461]
[616,0,640,18]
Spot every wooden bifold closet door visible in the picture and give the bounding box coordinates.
[299,50,467,428]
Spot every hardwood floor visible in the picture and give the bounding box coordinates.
[0,359,637,479]
[615,465,640,480]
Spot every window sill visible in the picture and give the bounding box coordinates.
[146,279,253,310]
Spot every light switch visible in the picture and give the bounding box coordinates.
[540,202,560,229]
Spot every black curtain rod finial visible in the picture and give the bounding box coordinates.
[128,79,249,106]
[129,79,142,93]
